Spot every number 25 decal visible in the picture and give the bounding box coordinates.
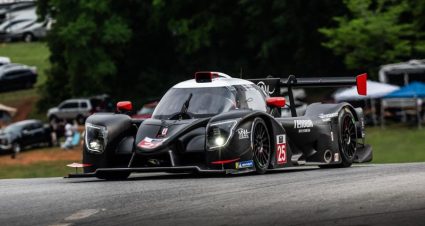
[276,135,287,164]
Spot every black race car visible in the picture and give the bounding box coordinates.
[0,120,52,157]
[69,72,372,180]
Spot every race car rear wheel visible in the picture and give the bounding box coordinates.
[251,118,271,174]
[337,108,357,167]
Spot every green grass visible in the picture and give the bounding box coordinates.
[0,88,37,103]
[0,160,75,179]
[0,42,50,86]
[0,42,50,121]
[366,125,425,163]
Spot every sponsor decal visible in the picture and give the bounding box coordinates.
[66,163,92,168]
[298,129,310,133]
[256,81,275,95]
[294,120,314,129]
[138,137,167,149]
[161,128,168,136]
[276,135,287,164]
[334,153,340,162]
[235,160,254,169]
[237,128,250,139]
[319,112,338,122]
[318,112,338,119]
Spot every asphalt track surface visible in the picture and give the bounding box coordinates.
[0,163,425,226]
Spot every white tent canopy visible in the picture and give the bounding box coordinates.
[333,80,399,102]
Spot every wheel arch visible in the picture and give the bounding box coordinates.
[234,111,287,169]
[305,102,361,122]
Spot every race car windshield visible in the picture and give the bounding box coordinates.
[153,87,236,119]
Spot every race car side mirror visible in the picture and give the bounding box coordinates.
[117,101,133,113]
[266,97,286,108]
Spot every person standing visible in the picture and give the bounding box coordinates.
[61,121,73,149]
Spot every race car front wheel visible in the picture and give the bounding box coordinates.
[251,118,271,174]
[337,108,357,167]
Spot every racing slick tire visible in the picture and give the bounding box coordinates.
[336,108,357,167]
[251,117,271,174]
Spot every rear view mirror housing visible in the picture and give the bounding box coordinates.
[266,97,286,108]
[116,101,133,113]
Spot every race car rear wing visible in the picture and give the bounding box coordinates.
[249,73,367,117]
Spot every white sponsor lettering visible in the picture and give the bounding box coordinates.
[256,81,275,95]
[237,128,250,139]
[294,120,314,129]
[319,112,338,119]
[276,135,286,144]
[276,135,287,164]
[298,129,310,133]
[161,128,168,136]
[334,153,340,162]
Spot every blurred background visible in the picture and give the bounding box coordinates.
[0,0,424,178]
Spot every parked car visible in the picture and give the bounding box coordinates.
[0,2,36,24]
[48,96,114,124]
[0,63,37,92]
[132,101,158,119]
[0,119,52,155]
[0,18,52,42]
[0,1,52,43]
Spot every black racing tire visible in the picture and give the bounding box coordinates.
[251,117,271,174]
[96,171,130,180]
[337,108,357,168]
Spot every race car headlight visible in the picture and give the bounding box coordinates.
[207,120,237,149]
[85,123,108,154]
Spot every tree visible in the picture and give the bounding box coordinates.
[320,0,425,77]
[37,0,348,111]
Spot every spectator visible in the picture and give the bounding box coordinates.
[71,120,81,147]
[61,121,74,149]
[50,119,58,146]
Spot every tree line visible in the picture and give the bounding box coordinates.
[36,0,425,110]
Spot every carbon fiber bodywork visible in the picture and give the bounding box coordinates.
[70,74,372,179]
